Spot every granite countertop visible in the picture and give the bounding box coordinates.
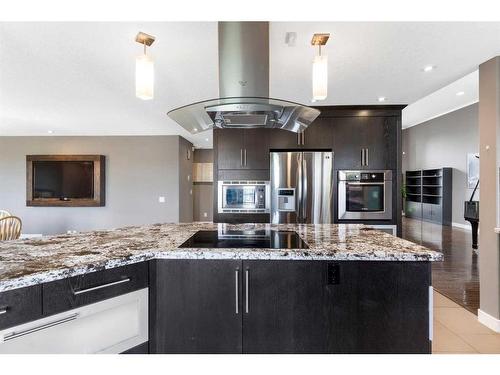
[0,222,442,292]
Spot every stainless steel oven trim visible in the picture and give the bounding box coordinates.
[338,170,393,221]
[218,180,271,214]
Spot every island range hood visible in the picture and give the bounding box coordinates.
[167,22,320,134]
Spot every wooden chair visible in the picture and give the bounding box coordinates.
[0,210,11,219]
[0,216,22,241]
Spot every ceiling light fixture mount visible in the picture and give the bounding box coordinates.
[456,91,465,96]
[423,65,435,72]
[311,33,330,101]
[135,31,156,100]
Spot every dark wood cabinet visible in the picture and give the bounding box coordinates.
[242,260,331,353]
[349,262,431,353]
[0,285,42,330]
[243,129,271,169]
[42,262,148,316]
[216,129,245,169]
[149,259,242,354]
[302,118,334,149]
[332,116,397,170]
[269,128,301,149]
[216,129,270,170]
[148,259,430,354]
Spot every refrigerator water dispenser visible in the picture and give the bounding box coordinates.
[278,188,295,211]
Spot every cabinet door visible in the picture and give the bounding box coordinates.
[331,117,365,169]
[269,128,301,149]
[243,129,270,169]
[352,262,430,353]
[332,116,397,170]
[149,260,242,354]
[364,116,397,169]
[216,129,245,169]
[302,118,334,149]
[242,260,330,353]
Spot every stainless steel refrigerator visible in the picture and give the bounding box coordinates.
[270,151,333,224]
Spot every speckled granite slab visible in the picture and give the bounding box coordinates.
[0,222,442,292]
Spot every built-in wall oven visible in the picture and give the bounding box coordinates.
[338,170,392,221]
[218,181,270,214]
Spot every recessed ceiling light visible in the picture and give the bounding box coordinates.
[193,128,198,132]
[205,138,209,141]
[456,91,465,96]
[378,97,387,102]
[47,130,54,134]
[423,65,435,72]
[311,99,317,103]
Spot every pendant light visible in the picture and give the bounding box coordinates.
[311,33,330,101]
[135,32,156,100]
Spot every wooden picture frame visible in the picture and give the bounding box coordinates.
[26,155,105,207]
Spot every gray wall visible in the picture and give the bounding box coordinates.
[0,136,191,235]
[402,103,479,226]
[193,149,213,222]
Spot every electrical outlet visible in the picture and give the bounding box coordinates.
[159,196,165,203]
[203,212,208,218]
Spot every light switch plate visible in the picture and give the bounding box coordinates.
[159,196,165,203]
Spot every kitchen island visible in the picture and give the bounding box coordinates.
[0,223,442,354]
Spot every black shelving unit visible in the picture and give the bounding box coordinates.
[404,168,452,225]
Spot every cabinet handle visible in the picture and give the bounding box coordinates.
[240,149,243,166]
[245,269,249,314]
[297,133,301,146]
[361,149,365,166]
[235,269,239,314]
[4,313,79,342]
[244,149,247,166]
[0,306,8,315]
[302,132,305,145]
[73,278,130,295]
[365,148,369,166]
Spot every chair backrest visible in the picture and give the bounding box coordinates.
[0,210,11,219]
[0,216,22,241]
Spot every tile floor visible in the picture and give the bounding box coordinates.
[433,290,500,354]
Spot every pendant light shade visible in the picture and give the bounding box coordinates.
[311,33,330,101]
[136,54,154,100]
[312,54,328,101]
[135,32,156,101]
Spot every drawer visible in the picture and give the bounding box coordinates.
[0,289,148,354]
[42,262,148,316]
[0,285,43,330]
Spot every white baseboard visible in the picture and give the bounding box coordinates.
[478,309,500,333]
[452,222,471,231]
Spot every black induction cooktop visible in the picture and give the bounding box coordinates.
[179,230,309,249]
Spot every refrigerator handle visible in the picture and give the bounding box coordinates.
[302,155,307,223]
[296,153,302,223]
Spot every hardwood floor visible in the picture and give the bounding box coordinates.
[402,217,479,314]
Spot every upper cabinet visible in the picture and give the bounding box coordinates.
[268,119,334,150]
[216,129,270,170]
[301,118,334,149]
[332,116,397,170]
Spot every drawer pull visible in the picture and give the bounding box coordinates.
[4,313,78,342]
[0,306,8,315]
[73,278,131,295]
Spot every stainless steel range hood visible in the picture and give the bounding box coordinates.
[167,22,320,133]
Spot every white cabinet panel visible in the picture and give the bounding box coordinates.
[0,288,148,354]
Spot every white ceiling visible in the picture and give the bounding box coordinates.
[1,22,500,147]
[402,70,478,128]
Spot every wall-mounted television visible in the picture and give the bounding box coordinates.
[26,155,105,207]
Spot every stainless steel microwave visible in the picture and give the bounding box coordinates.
[218,181,270,213]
